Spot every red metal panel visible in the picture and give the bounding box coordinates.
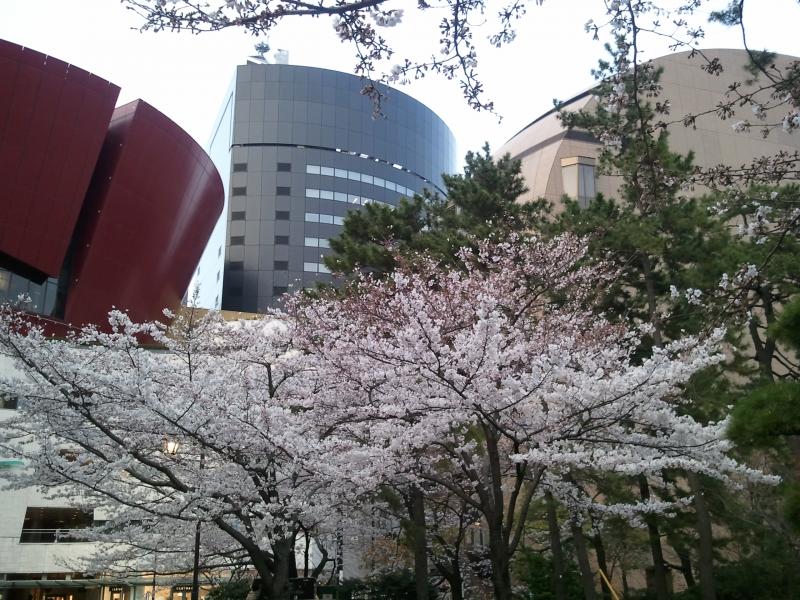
[64,100,224,327]
[0,39,120,280]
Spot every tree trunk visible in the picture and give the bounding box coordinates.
[433,542,465,600]
[438,563,464,600]
[571,522,597,600]
[478,426,518,600]
[638,475,669,600]
[593,533,612,600]
[406,485,429,600]
[640,254,664,347]
[621,568,630,598]
[671,540,696,589]
[269,537,295,600]
[688,471,716,600]
[485,513,514,600]
[546,492,568,600]
[450,574,464,600]
[303,528,310,578]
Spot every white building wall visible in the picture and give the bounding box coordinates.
[0,355,100,577]
[0,487,97,574]
[186,79,236,310]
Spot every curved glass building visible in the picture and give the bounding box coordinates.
[192,62,457,312]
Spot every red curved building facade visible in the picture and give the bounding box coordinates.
[0,39,224,328]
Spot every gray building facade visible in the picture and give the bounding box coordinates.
[193,63,457,313]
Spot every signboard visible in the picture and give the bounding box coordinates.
[173,585,193,593]
[109,587,125,593]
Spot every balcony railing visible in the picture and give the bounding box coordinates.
[19,528,91,543]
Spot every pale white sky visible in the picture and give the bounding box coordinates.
[2,0,798,159]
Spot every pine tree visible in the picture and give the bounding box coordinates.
[325,144,545,276]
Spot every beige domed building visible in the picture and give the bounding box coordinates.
[497,48,800,207]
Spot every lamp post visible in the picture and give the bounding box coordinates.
[190,519,201,600]
[164,440,203,600]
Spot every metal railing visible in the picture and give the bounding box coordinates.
[18,528,90,543]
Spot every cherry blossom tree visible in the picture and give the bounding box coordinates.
[122,0,544,113]
[557,4,799,595]
[290,234,768,600]
[0,307,344,600]
[121,1,799,123]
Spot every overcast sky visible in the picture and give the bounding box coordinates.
[2,0,798,160]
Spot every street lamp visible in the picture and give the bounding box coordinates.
[163,439,202,600]
[190,518,202,600]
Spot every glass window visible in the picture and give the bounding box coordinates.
[334,216,345,225]
[19,507,94,543]
[306,188,320,198]
[386,181,396,191]
[233,163,247,173]
[232,187,247,196]
[275,210,290,220]
[305,213,320,222]
[318,264,331,274]
[0,393,18,410]
[277,162,291,172]
[561,157,596,204]
[320,189,334,200]
[334,168,347,178]
[304,237,319,247]
[276,186,291,196]
[306,165,320,175]
[348,171,360,181]
[578,164,596,202]
[303,262,317,272]
[275,235,289,245]
[231,211,246,221]
[274,260,289,270]
[320,166,334,176]
[373,177,385,187]
[348,195,360,204]
[320,238,331,248]
[334,192,347,203]
[320,214,333,224]
[230,236,245,245]
[360,174,373,184]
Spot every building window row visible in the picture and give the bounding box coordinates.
[305,188,391,207]
[304,236,331,248]
[229,235,332,247]
[304,262,332,274]
[306,165,416,197]
[305,213,345,225]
